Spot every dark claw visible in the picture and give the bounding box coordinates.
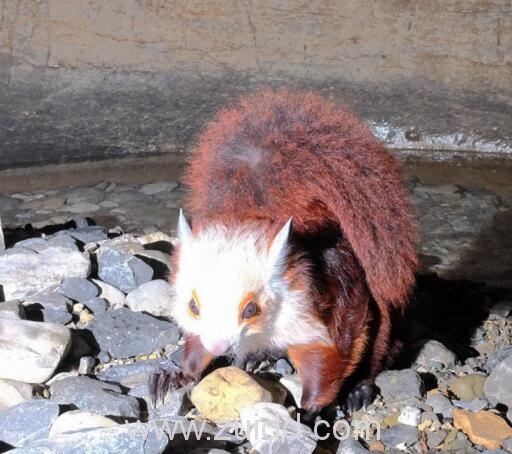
[341,382,375,415]
[149,368,194,407]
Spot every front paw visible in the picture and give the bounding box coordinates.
[340,382,375,415]
[149,368,194,407]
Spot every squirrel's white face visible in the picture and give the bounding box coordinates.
[171,211,293,357]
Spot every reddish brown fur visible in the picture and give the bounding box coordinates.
[178,88,419,411]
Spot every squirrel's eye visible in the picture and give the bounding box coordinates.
[242,301,258,320]
[189,298,200,317]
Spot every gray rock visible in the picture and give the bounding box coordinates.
[0,399,59,447]
[57,277,98,302]
[14,236,78,252]
[125,279,173,317]
[48,410,118,437]
[92,279,126,308]
[240,403,316,454]
[381,424,419,450]
[0,300,25,319]
[427,429,448,449]
[485,354,512,409]
[415,339,458,369]
[0,379,34,410]
[502,437,512,452]
[139,181,178,195]
[425,393,454,419]
[24,291,72,311]
[97,240,153,293]
[336,438,370,453]
[0,247,90,300]
[88,308,179,358]
[486,347,512,373]
[50,376,140,418]
[0,318,71,383]
[490,301,512,318]
[375,369,424,401]
[453,397,489,412]
[97,358,180,386]
[12,423,168,453]
[41,308,73,325]
[78,356,96,375]
[83,297,108,313]
[65,226,108,244]
[275,358,294,376]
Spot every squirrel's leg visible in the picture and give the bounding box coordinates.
[287,342,345,415]
[150,334,213,405]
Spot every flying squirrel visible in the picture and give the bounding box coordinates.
[152,88,418,415]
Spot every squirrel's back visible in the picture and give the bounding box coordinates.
[184,88,418,308]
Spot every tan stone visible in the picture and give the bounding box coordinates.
[453,409,512,450]
[447,375,486,400]
[190,366,272,421]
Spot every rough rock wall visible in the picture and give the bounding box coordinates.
[0,0,511,167]
[1,0,511,89]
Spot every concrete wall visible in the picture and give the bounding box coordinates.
[0,0,511,167]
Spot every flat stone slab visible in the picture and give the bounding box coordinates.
[0,247,90,300]
[0,318,71,383]
[88,307,179,358]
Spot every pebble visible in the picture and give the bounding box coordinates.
[415,339,458,369]
[14,423,168,453]
[139,181,178,195]
[453,409,512,450]
[92,278,126,308]
[380,423,420,450]
[82,297,108,313]
[0,318,71,383]
[88,307,179,358]
[41,308,73,325]
[448,374,487,401]
[48,410,118,438]
[50,376,140,418]
[375,369,425,401]
[191,366,273,421]
[240,403,316,454]
[398,405,422,426]
[24,291,72,311]
[427,429,448,449]
[0,399,59,447]
[0,379,34,410]
[97,238,154,292]
[0,300,25,319]
[275,358,294,376]
[125,279,173,317]
[57,277,99,302]
[65,226,108,244]
[485,355,512,409]
[425,392,454,420]
[336,438,371,453]
[78,356,96,375]
[0,246,90,299]
[486,347,512,373]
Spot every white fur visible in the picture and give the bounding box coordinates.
[171,222,331,359]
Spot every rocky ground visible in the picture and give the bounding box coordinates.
[0,180,511,453]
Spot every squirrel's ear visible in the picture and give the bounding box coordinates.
[268,218,292,272]
[178,209,192,243]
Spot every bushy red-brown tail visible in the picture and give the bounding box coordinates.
[185,88,419,308]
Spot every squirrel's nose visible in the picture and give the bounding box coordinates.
[206,339,230,356]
